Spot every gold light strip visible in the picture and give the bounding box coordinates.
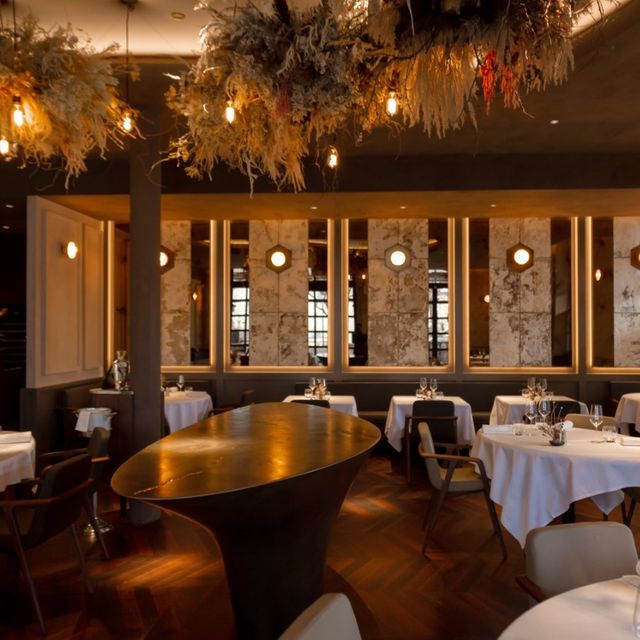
[105,221,114,369]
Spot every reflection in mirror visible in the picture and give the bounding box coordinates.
[228,219,329,367]
[468,217,573,368]
[592,217,640,367]
[113,221,212,367]
[347,218,449,367]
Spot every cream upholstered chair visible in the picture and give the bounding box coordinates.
[564,413,618,430]
[278,593,361,640]
[516,522,638,602]
[418,422,507,559]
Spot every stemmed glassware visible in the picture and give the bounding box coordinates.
[590,404,604,431]
[176,374,185,392]
[527,377,536,397]
[429,378,438,396]
[525,400,537,425]
[538,378,547,395]
[418,377,428,398]
[538,398,552,425]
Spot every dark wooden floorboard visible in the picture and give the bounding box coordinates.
[1,453,636,639]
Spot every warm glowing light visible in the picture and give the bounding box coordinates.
[483,294,490,303]
[122,112,133,132]
[594,268,602,282]
[328,146,338,168]
[361,273,366,280]
[64,241,79,260]
[192,291,198,301]
[389,249,407,267]
[225,101,236,123]
[270,250,287,268]
[386,91,398,116]
[513,248,531,266]
[0,138,9,155]
[160,251,169,267]
[12,97,24,127]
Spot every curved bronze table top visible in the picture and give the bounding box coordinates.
[111,402,380,501]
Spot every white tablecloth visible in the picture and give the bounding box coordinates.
[615,393,640,434]
[282,395,358,416]
[164,391,213,433]
[0,433,36,492]
[471,427,640,546]
[499,578,640,639]
[490,395,588,425]
[384,396,476,451]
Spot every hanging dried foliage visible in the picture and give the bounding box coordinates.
[166,0,602,191]
[0,15,137,186]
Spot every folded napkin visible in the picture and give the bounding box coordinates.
[561,420,573,430]
[482,425,513,434]
[619,436,640,446]
[0,430,32,444]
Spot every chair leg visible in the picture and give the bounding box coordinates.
[480,484,507,560]
[405,425,412,484]
[5,513,46,635]
[421,488,436,531]
[421,466,455,556]
[626,499,637,527]
[621,500,628,525]
[84,494,110,560]
[69,525,94,595]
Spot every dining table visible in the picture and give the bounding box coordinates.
[163,390,213,433]
[471,427,640,547]
[0,431,36,492]
[489,395,588,425]
[499,577,640,639]
[384,395,476,451]
[111,402,380,640]
[615,393,640,435]
[282,394,358,416]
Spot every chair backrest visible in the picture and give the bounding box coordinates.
[411,400,457,443]
[524,522,638,598]
[291,399,331,408]
[551,400,581,419]
[565,413,618,430]
[23,454,92,548]
[278,593,361,640]
[417,422,446,490]
[87,427,111,483]
[240,389,255,406]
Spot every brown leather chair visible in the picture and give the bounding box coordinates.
[0,454,99,635]
[291,399,331,408]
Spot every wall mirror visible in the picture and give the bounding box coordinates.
[227,219,330,368]
[589,216,640,369]
[112,220,213,368]
[466,217,575,369]
[345,218,451,369]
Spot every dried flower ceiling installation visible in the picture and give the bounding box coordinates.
[0,11,137,185]
[166,0,607,192]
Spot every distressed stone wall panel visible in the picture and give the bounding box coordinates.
[367,219,429,366]
[161,221,191,365]
[614,217,640,366]
[489,218,552,366]
[249,220,308,365]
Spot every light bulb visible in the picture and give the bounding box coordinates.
[64,241,79,260]
[389,249,407,267]
[0,137,9,155]
[513,248,531,266]
[122,112,133,132]
[328,146,338,169]
[12,97,24,127]
[192,291,198,301]
[386,91,398,116]
[159,251,169,267]
[594,268,602,282]
[483,294,490,303]
[225,101,236,124]
[270,250,286,268]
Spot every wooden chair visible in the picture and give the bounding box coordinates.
[418,422,507,559]
[0,454,98,635]
[516,522,638,603]
[622,487,640,526]
[404,400,457,484]
[291,399,331,408]
[279,593,361,640]
[212,389,255,414]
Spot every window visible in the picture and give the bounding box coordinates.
[428,281,449,365]
[308,285,328,358]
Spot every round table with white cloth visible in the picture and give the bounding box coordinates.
[282,395,358,416]
[0,431,36,492]
[384,395,476,451]
[164,391,213,433]
[615,393,640,435]
[499,577,640,640]
[489,395,588,425]
[471,427,640,547]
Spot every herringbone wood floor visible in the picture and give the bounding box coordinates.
[1,452,636,639]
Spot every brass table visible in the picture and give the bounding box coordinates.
[111,402,380,639]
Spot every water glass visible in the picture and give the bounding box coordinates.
[602,424,617,443]
[513,422,524,436]
[590,404,604,430]
[177,374,185,392]
[304,387,313,399]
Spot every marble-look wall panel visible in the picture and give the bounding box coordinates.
[367,219,429,366]
[613,217,640,366]
[489,218,552,366]
[161,221,191,365]
[249,220,308,366]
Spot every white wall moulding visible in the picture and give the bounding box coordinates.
[27,196,104,388]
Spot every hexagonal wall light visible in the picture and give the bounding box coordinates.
[266,244,292,273]
[159,245,176,275]
[384,244,411,272]
[631,245,640,270]
[506,242,534,273]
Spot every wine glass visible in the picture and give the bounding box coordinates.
[538,378,547,395]
[538,398,551,425]
[590,404,604,431]
[429,378,438,396]
[527,376,536,394]
[524,400,537,425]
[177,374,185,392]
